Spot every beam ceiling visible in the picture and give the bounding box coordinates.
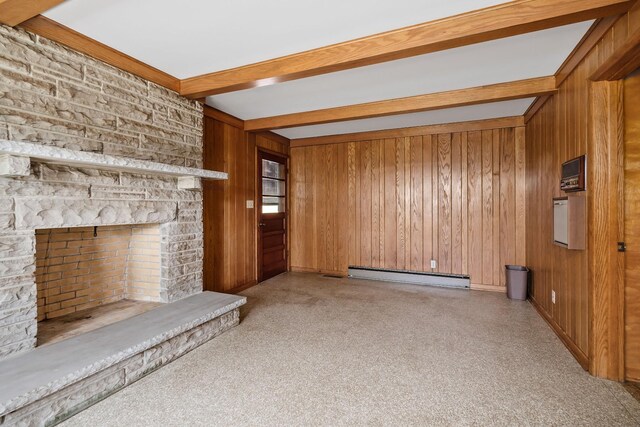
[180,0,632,98]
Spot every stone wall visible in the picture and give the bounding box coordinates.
[0,24,205,359]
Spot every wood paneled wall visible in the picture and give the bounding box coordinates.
[290,124,526,289]
[203,110,289,293]
[203,116,257,293]
[526,97,590,367]
[624,71,640,382]
[526,8,639,379]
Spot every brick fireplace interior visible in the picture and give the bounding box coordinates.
[35,224,164,345]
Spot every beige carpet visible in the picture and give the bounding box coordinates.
[61,272,640,426]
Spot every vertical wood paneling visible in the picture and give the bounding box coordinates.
[378,140,386,269]
[371,140,381,268]
[347,142,356,267]
[461,133,469,275]
[624,71,640,382]
[451,133,463,274]
[403,137,412,271]
[396,137,407,270]
[384,138,396,269]
[423,137,433,269]
[525,9,637,379]
[361,142,372,266]
[290,125,522,288]
[438,133,452,274]
[500,128,515,287]
[467,131,483,283]
[515,127,526,266]
[432,136,439,271]
[203,117,281,293]
[492,130,501,286]
[337,142,350,273]
[410,136,423,272]
[481,131,493,285]
[291,147,306,270]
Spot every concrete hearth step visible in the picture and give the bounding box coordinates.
[0,291,246,426]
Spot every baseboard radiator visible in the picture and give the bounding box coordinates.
[347,266,470,289]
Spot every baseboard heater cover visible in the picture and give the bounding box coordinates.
[348,266,470,289]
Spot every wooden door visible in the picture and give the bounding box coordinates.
[624,71,640,381]
[258,151,288,281]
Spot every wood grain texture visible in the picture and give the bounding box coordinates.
[245,77,557,131]
[20,16,180,92]
[290,122,522,287]
[527,96,591,369]
[526,10,635,379]
[179,0,632,97]
[203,106,244,128]
[0,0,64,26]
[588,80,624,381]
[203,114,290,293]
[524,95,552,123]
[592,27,640,80]
[624,72,640,382]
[290,117,524,147]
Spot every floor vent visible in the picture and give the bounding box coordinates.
[348,266,470,289]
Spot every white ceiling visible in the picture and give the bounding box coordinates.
[43,1,594,139]
[275,98,536,139]
[207,22,591,120]
[44,0,506,78]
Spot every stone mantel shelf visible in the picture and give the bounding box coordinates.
[0,139,227,181]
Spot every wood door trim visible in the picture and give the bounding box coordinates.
[257,150,289,282]
[588,80,625,380]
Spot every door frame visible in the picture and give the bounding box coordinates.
[257,148,289,282]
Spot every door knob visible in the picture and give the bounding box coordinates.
[259,222,266,228]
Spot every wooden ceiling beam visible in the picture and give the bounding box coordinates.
[179,0,633,98]
[20,16,180,92]
[244,76,557,131]
[0,0,65,26]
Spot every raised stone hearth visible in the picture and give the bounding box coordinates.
[38,300,162,346]
[0,292,246,426]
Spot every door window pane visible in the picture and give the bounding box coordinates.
[262,159,285,179]
[262,196,285,213]
[262,178,286,196]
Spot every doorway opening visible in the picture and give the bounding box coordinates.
[258,151,288,282]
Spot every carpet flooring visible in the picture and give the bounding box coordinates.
[61,273,640,426]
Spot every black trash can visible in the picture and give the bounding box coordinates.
[506,265,529,300]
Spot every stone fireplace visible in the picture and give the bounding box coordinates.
[0,22,246,426]
[0,23,211,360]
[0,157,209,360]
[34,224,163,345]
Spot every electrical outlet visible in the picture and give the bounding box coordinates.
[430,259,437,269]
[552,290,556,304]
[246,200,254,209]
